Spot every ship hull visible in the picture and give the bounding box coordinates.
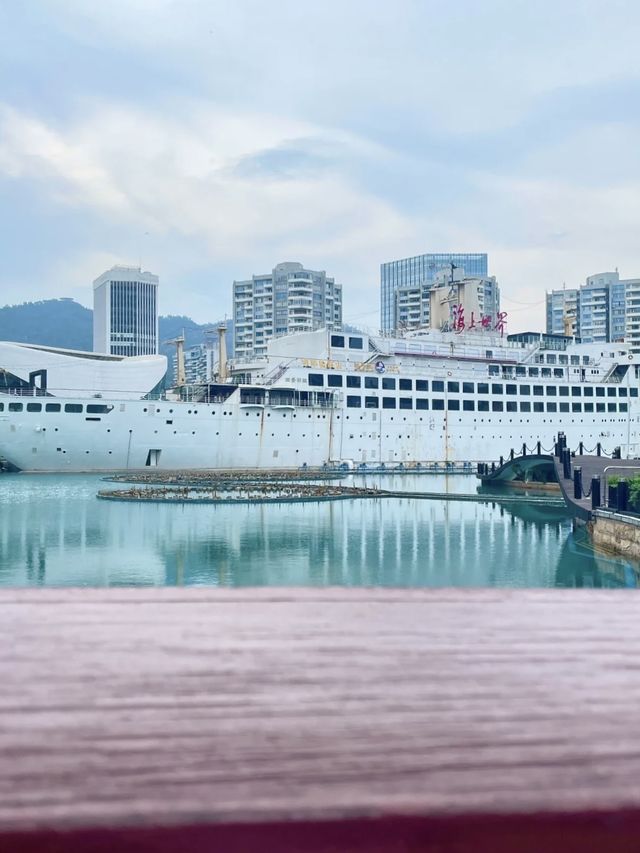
[0,394,635,472]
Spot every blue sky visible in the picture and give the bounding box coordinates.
[1,0,639,332]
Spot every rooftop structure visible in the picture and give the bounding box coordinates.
[380,252,488,333]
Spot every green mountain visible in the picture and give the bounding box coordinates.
[0,299,232,357]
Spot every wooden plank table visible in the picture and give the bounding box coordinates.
[3,588,640,851]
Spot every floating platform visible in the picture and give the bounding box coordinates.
[98,484,385,504]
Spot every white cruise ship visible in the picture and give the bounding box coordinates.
[0,321,638,472]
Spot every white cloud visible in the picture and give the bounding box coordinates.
[0,99,422,317]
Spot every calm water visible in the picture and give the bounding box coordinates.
[0,473,637,588]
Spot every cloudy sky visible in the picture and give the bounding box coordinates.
[1,0,639,332]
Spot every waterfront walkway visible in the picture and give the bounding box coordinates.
[480,451,640,521]
[553,455,640,521]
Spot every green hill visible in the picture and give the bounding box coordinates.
[0,300,232,357]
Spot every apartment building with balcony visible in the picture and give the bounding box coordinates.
[545,288,579,337]
[233,262,342,359]
[546,270,640,350]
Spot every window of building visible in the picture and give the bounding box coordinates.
[546,386,557,396]
[620,402,628,412]
[571,387,581,397]
[399,398,413,410]
[447,381,459,393]
[520,401,531,412]
[27,403,42,412]
[619,387,627,397]
[516,366,526,376]
[432,399,445,410]
[631,388,638,397]
[559,386,569,397]
[492,401,504,412]
[546,354,557,365]
[8,402,23,412]
[528,367,539,377]
[546,402,557,413]
[65,404,83,413]
[559,402,570,412]
[327,375,342,387]
[331,334,345,348]
[584,402,594,412]
[520,385,530,395]
[349,337,363,349]
[346,396,361,408]
[608,403,617,412]
[533,402,544,412]
[533,385,543,396]
[365,396,378,408]
[382,397,396,409]
[559,355,568,365]
[447,399,460,411]
[433,380,444,392]
[583,386,593,397]
[364,376,379,389]
[554,368,564,378]
[416,380,428,392]
[571,403,581,412]
[45,403,61,412]
[347,375,361,388]
[399,378,412,391]
[607,387,616,397]
[488,365,500,376]
[463,400,475,411]
[0,402,3,411]
[491,383,503,394]
[596,387,605,397]
[478,400,489,411]
[463,382,474,394]
[382,377,396,390]
[416,399,429,410]
[477,382,489,394]
[308,373,324,386]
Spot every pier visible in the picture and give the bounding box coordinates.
[479,439,640,522]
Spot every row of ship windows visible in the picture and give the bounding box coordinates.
[345,396,629,413]
[0,402,113,413]
[309,373,637,397]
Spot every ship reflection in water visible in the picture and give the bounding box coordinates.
[0,474,637,589]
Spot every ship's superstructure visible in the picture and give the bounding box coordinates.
[0,322,639,472]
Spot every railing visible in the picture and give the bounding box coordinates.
[5,587,640,852]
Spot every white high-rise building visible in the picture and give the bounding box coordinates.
[93,266,159,356]
[233,262,342,360]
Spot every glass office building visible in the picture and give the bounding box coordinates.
[380,253,488,332]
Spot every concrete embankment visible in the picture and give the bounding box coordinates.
[589,510,640,559]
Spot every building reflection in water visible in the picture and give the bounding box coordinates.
[0,474,637,589]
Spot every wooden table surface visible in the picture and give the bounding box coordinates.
[3,587,640,851]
